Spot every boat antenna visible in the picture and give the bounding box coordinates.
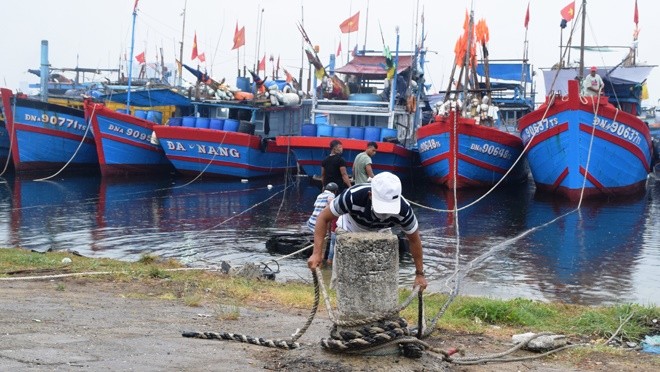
[126,0,139,112]
[255,8,264,72]
[178,0,187,87]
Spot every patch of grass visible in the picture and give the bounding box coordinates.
[2,247,658,346]
[55,283,65,291]
[137,253,158,265]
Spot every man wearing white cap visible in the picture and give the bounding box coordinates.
[582,66,603,97]
[307,172,427,291]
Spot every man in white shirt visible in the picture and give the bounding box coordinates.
[582,66,604,97]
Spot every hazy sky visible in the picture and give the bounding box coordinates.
[1,0,658,106]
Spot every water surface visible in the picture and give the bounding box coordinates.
[0,173,657,306]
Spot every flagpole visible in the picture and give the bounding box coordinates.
[363,0,369,51]
[178,0,187,87]
[126,0,139,112]
[347,2,352,59]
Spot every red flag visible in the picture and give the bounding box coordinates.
[560,1,575,21]
[336,41,342,56]
[135,51,145,64]
[133,0,139,12]
[232,22,245,50]
[191,32,199,60]
[198,53,206,63]
[634,0,639,26]
[339,12,359,33]
[284,69,293,83]
[524,3,530,29]
[258,54,266,72]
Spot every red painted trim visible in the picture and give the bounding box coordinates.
[155,126,261,149]
[579,166,607,193]
[166,154,292,172]
[420,152,449,167]
[100,132,161,152]
[526,123,569,150]
[457,152,506,173]
[552,167,569,190]
[275,135,413,158]
[578,123,650,170]
[14,123,95,145]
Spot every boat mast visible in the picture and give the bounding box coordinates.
[178,0,187,87]
[126,0,139,111]
[462,7,474,116]
[578,0,586,79]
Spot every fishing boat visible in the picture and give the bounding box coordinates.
[0,88,98,175]
[83,88,190,177]
[416,13,528,189]
[518,0,653,200]
[152,79,310,179]
[0,102,10,170]
[275,27,423,181]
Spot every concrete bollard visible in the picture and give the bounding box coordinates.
[334,232,400,355]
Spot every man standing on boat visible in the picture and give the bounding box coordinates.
[352,141,378,184]
[307,172,428,291]
[582,66,604,97]
[321,139,352,193]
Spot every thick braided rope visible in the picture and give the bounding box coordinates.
[181,331,300,349]
[181,269,321,348]
[321,318,411,352]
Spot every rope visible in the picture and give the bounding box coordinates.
[0,266,224,281]
[182,266,322,350]
[168,130,229,189]
[34,104,96,182]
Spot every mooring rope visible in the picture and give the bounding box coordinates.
[181,265,321,350]
[34,104,96,182]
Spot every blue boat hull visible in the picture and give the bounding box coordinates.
[1,88,98,174]
[417,112,527,188]
[154,126,295,179]
[85,101,173,177]
[518,81,652,200]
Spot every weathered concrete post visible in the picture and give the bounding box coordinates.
[334,232,400,355]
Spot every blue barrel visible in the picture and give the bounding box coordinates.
[348,93,382,106]
[135,110,148,119]
[236,76,251,92]
[224,119,240,132]
[182,116,197,128]
[116,109,128,114]
[349,126,365,140]
[301,123,317,137]
[168,117,183,126]
[380,128,398,141]
[209,118,225,130]
[146,110,163,124]
[195,117,210,129]
[315,114,329,124]
[317,124,333,137]
[364,126,381,142]
[332,126,350,138]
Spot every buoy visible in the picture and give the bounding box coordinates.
[267,184,273,189]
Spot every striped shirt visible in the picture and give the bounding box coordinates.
[307,190,335,231]
[329,183,418,234]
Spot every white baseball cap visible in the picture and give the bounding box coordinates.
[371,172,402,214]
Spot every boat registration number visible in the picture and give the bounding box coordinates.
[469,143,512,160]
[592,117,642,146]
[521,117,559,143]
[419,138,441,153]
[24,113,86,131]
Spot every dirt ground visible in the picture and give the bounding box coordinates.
[0,278,657,371]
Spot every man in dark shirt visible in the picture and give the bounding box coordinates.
[321,139,352,193]
[307,172,427,291]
